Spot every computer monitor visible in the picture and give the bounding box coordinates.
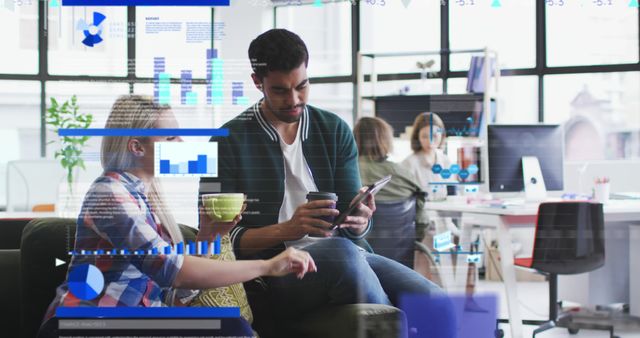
[487,124,564,194]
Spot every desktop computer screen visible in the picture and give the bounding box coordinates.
[487,124,564,193]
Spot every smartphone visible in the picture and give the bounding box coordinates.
[331,175,392,230]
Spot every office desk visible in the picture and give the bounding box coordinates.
[424,199,640,338]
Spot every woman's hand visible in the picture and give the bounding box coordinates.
[265,247,317,279]
[196,203,246,241]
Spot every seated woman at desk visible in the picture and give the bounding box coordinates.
[354,117,445,281]
[402,113,460,284]
[402,112,453,199]
[39,95,316,337]
[354,117,428,235]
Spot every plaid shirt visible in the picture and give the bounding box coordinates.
[44,171,196,322]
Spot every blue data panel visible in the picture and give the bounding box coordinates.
[63,0,229,5]
[155,142,218,178]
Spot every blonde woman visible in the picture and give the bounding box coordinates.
[40,95,316,337]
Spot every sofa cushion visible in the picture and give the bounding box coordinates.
[189,235,253,324]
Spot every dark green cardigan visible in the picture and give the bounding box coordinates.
[200,101,370,260]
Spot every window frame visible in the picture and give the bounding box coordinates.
[0,1,638,157]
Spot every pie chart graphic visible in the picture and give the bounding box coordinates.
[68,264,104,301]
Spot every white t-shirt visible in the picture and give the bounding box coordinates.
[276,124,318,224]
[402,149,451,201]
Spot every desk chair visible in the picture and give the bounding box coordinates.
[512,202,616,338]
[367,197,417,268]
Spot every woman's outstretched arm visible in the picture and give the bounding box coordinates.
[173,247,316,289]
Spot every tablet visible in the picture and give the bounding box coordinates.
[331,175,392,229]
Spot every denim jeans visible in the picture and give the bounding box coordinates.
[265,237,452,320]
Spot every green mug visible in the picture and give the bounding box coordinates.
[202,193,245,222]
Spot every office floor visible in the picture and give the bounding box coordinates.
[476,280,640,338]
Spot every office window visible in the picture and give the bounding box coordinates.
[0,0,38,74]
[276,1,352,77]
[360,0,441,74]
[448,76,538,124]
[134,83,221,128]
[45,81,129,162]
[48,6,128,76]
[449,0,536,71]
[546,2,639,67]
[310,82,353,127]
[0,80,41,160]
[544,72,640,161]
[0,80,40,209]
[136,8,212,79]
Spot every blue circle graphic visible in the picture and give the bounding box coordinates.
[467,164,479,175]
[68,263,104,300]
[432,164,443,174]
[449,164,461,174]
[440,169,452,179]
[459,169,470,179]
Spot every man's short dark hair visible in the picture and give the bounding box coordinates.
[248,29,309,80]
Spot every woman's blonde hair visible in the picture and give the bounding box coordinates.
[354,117,394,162]
[410,112,446,152]
[101,95,183,244]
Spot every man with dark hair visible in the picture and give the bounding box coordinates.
[200,28,453,332]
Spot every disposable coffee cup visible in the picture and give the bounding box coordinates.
[306,192,338,223]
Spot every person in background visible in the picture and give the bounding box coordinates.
[402,112,459,286]
[353,117,428,237]
[39,95,316,338]
[402,112,452,199]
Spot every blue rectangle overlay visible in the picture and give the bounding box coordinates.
[56,306,240,318]
[63,0,229,6]
[59,128,228,137]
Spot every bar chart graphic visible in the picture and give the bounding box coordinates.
[68,236,223,257]
[154,142,218,177]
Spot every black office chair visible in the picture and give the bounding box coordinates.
[367,197,417,268]
[510,202,616,338]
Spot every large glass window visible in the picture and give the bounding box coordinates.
[0,0,38,74]
[48,6,128,76]
[546,1,639,67]
[449,0,536,71]
[276,1,352,77]
[360,0,441,74]
[544,72,640,161]
[45,81,130,163]
[0,80,41,209]
[136,8,212,79]
[310,82,354,127]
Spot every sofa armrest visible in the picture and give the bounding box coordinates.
[284,303,406,338]
[0,249,21,337]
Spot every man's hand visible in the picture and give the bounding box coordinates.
[197,203,247,241]
[337,187,376,236]
[280,200,339,239]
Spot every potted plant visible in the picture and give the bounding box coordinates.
[46,95,93,198]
